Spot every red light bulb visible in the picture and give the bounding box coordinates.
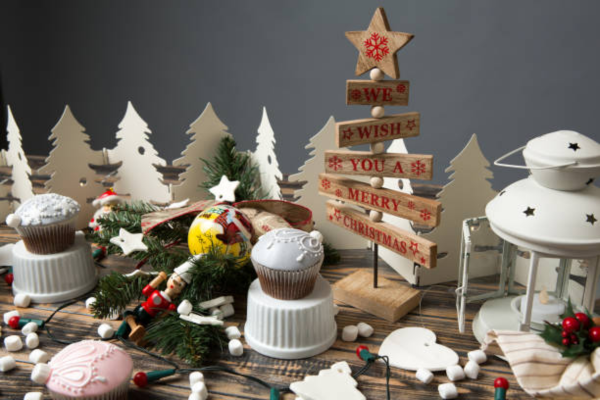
[356,345,369,360]
[8,315,20,329]
[133,372,148,388]
[494,377,509,390]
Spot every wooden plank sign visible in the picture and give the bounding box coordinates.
[326,201,437,268]
[319,173,441,227]
[335,112,420,147]
[346,80,410,106]
[325,150,433,180]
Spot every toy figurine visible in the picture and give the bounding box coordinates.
[118,259,195,344]
[89,188,124,231]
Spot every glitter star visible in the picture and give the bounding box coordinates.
[587,214,597,225]
[110,228,148,256]
[568,142,580,151]
[523,207,535,217]
[208,175,240,203]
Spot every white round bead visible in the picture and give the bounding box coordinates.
[369,68,385,81]
[189,371,204,387]
[0,355,16,372]
[464,360,480,380]
[446,364,465,382]
[24,392,43,400]
[369,211,383,222]
[31,363,51,384]
[225,326,241,340]
[370,142,385,154]
[370,177,384,189]
[85,297,97,311]
[4,310,20,324]
[371,106,385,119]
[228,339,243,356]
[6,214,21,228]
[25,333,39,349]
[341,325,359,342]
[21,322,38,335]
[177,300,193,316]
[4,335,23,352]
[14,293,31,308]
[415,368,433,384]
[467,349,487,364]
[219,303,235,318]
[309,230,324,243]
[97,323,115,339]
[29,349,50,364]
[357,322,374,337]
[438,382,458,399]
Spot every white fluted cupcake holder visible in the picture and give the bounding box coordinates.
[245,275,337,359]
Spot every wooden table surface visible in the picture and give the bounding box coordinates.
[0,227,528,400]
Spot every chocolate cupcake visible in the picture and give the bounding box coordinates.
[251,228,324,300]
[6,194,80,254]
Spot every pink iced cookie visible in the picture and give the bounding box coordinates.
[44,340,132,399]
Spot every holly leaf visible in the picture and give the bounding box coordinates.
[540,322,563,345]
[560,298,576,319]
[561,340,587,358]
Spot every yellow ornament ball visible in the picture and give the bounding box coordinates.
[188,205,253,266]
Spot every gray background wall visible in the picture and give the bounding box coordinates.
[1,0,599,190]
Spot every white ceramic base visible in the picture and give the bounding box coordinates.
[12,232,97,303]
[245,275,337,360]
[472,297,521,344]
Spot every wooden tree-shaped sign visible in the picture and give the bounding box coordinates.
[322,8,441,322]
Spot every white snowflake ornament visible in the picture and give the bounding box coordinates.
[109,228,148,255]
[208,175,239,203]
[290,361,366,400]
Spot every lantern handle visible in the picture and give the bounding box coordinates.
[494,146,578,170]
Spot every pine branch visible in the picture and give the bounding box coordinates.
[91,271,151,318]
[323,242,341,265]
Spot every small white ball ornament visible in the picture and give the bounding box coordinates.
[369,211,383,222]
[370,142,385,154]
[369,68,385,81]
[370,177,384,189]
[371,106,385,119]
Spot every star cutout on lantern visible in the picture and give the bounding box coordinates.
[568,142,580,151]
[523,207,535,217]
[209,175,240,203]
[345,7,414,79]
[499,190,506,196]
[586,178,595,186]
[110,228,148,255]
[587,214,597,225]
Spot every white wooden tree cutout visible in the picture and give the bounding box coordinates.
[0,150,13,221]
[290,117,366,249]
[38,105,105,229]
[419,134,497,285]
[5,106,34,208]
[108,101,170,203]
[252,107,283,199]
[290,362,366,400]
[172,103,231,202]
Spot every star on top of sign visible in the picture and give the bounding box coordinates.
[110,228,148,255]
[209,175,240,203]
[345,7,414,79]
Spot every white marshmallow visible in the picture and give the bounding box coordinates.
[191,381,209,399]
[189,371,204,387]
[464,360,480,380]
[357,322,374,338]
[14,293,31,308]
[31,363,51,384]
[25,333,39,349]
[341,325,359,342]
[333,304,340,316]
[210,308,224,320]
[4,310,20,325]
[446,365,465,382]
[97,323,115,339]
[228,339,243,356]
[6,214,21,228]
[219,303,235,318]
[225,326,241,340]
[199,296,234,309]
[5,335,23,352]
[24,393,43,400]
[415,368,433,384]
[331,361,352,375]
[21,322,38,335]
[29,349,50,364]
[467,349,487,365]
[438,383,458,399]
[188,393,203,400]
[85,297,97,311]
[177,300,193,316]
[0,355,16,372]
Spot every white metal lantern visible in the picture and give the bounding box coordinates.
[457,131,600,343]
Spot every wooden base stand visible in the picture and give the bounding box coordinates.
[332,269,421,322]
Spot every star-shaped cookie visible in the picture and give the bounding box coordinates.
[110,228,148,255]
[209,175,240,203]
[345,7,413,79]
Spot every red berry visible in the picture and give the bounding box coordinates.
[561,331,568,338]
[570,334,577,341]
[573,339,579,345]
[575,313,591,329]
[4,273,13,285]
[356,345,369,360]
[562,317,580,333]
[8,315,20,329]
[133,372,148,387]
[562,338,570,346]
[494,377,509,389]
[589,327,600,342]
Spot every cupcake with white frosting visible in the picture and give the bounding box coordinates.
[6,194,80,254]
[251,228,324,300]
